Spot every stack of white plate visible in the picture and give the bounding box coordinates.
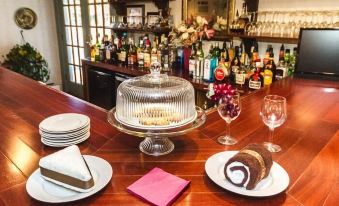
[39,113,90,147]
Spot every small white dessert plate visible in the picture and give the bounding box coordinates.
[41,133,90,147]
[39,113,90,133]
[205,151,289,197]
[26,155,112,203]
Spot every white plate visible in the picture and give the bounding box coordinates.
[40,127,90,139]
[205,151,289,197]
[26,155,112,203]
[39,113,90,133]
[41,133,90,147]
[42,132,90,143]
[39,123,90,135]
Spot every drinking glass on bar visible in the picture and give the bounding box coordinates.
[260,95,287,153]
[217,93,241,145]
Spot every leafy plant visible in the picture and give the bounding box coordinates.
[2,43,50,82]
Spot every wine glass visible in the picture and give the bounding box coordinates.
[260,95,287,153]
[217,93,241,145]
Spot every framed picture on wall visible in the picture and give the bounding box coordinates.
[126,5,145,26]
[147,12,159,26]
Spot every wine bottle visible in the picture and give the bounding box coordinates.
[143,39,151,69]
[263,47,276,85]
[189,43,196,78]
[230,46,241,84]
[161,38,170,72]
[137,37,144,69]
[249,61,264,90]
[151,37,158,64]
[203,45,214,82]
[195,41,204,79]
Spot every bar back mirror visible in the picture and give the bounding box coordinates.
[183,0,235,30]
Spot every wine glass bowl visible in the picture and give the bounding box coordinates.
[260,95,287,153]
[217,93,241,145]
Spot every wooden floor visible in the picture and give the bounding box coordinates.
[0,67,338,205]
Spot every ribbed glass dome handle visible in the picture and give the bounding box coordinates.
[150,62,162,76]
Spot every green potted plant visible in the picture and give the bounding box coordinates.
[2,43,50,82]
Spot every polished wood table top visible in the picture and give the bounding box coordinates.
[0,67,338,206]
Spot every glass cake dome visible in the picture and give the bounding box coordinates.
[115,63,196,129]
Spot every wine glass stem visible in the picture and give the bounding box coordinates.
[269,127,274,144]
[226,121,231,138]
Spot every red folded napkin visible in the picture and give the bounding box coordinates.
[127,167,190,206]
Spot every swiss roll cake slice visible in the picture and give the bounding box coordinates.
[224,144,273,190]
[39,145,95,192]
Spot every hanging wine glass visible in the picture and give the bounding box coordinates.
[217,93,241,145]
[260,95,287,153]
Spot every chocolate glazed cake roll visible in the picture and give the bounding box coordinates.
[224,144,273,190]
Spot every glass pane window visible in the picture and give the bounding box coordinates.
[88,0,111,42]
[63,1,85,85]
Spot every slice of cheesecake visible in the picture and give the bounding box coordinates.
[39,145,95,192]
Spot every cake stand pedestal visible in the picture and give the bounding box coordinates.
[107,106,206,156]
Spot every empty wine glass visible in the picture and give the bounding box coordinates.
[260,95,287,152]
[217,93,241,145]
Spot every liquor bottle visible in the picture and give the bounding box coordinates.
[143,39,151,69]
[195,41,204,79]
[100,36,106,62]
[105,42,111,63]
[284,49,291,65]
[263,45,271,67]
[203,45,215,82]
[228,41,235,64]
[137,37,144,69]
[127,38,137,67]
[230,46,241,84]
[151,37,158,64]
[220,42,227,62]
[161,38,170,72]
[120,37,128,65]
[276,44,287,80]
[189,43,196,78]
[247,42,258,80]
[110,39,118,65]
[252,42,259,62]
[263,47,276,85]
[288,47,297,76]
[176,46,184,75]
[116,37,122,64]
[94,35,101,62]
[215,43,221,63]
[248,61,264,90]
[235,65,247,86]
[89,36,96,61]
[279,44,285,62]
[239,41,246,65]
[214,59,229,83]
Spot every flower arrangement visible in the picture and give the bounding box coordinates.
[169,15,215,47]
[213,16,228,31]
[2,43,50,82]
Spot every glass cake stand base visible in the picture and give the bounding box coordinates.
[107,106,206,156]
[139,137,174,156]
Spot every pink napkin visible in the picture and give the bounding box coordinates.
[127,167,190,206]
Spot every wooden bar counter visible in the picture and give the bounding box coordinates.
[0,67,338,205]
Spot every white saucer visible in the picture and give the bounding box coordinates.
[39,113,90,133]
[205,151,289,197]
[26,155,112,203]
[40,128,90,139]
[41,133,90,147]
